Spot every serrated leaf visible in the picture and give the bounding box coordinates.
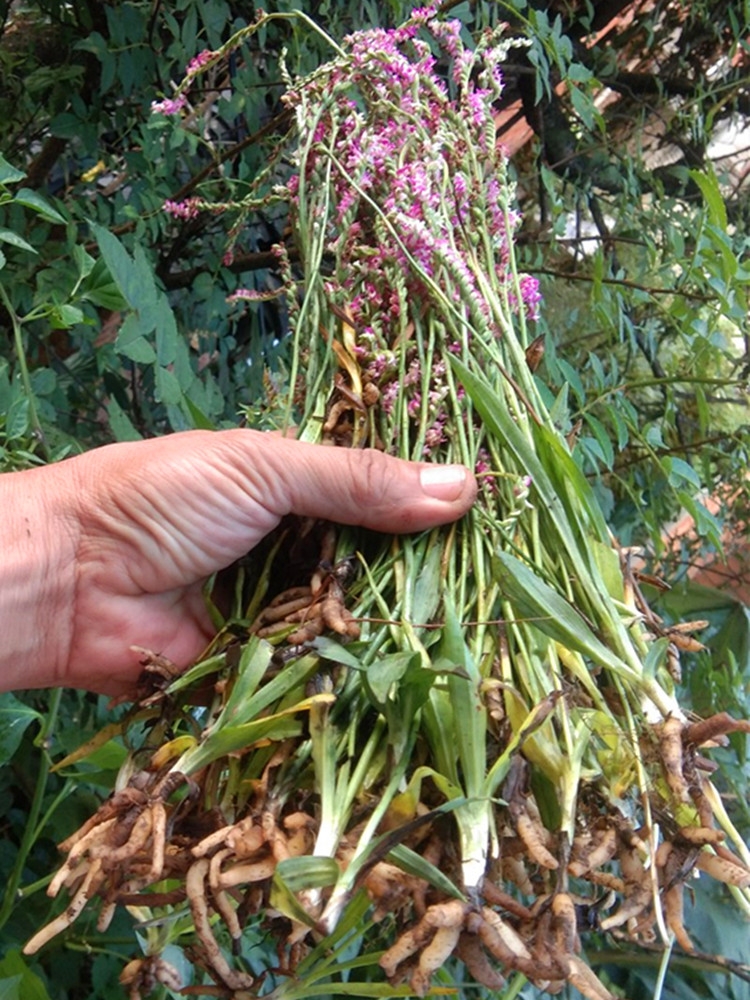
[81,257,127,310]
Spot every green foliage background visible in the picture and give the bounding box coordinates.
[0,1,748,997]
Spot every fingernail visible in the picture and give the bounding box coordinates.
[420,464,468,501]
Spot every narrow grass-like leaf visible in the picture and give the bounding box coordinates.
[274,856,341,892]
[312,636,365,669]
[50,719,130,773]
[492,550,638,680]
[216,637,274,725]
[174,694,333,773]
[387,844,465,901]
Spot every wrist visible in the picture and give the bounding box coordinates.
[0,463,79,691]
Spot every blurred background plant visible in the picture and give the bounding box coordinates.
[0,0,748,997]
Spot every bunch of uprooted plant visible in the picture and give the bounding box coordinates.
[24,8,750,1000]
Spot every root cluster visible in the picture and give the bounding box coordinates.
[24,699,750,1000]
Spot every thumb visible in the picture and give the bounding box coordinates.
[226,430,477,534]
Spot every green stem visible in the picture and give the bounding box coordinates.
[0,283,48,461]
[653,937,675,1000]
[0,687,63,930]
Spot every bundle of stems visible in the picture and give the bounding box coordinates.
[26,9,750,999]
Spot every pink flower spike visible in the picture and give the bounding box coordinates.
[163,197,201,220]
[410,6,438,23]
[151,94,187,116]
[187,49,215,76]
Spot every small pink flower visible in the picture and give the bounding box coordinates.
[187,49,214,76]
[519,274,542,320]
[410,5,438,23]
[423,414,448,455]
[151,94,187,116]
[163,197,201,220]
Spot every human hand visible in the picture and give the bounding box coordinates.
[2,430,475,696]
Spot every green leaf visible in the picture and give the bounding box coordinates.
[0,975,21,1000]
[181,394,216,430]
[274,855,340,893]
[582,413,614,469]
[30,368,56,396]
[5,397,30,440]
[666,456,701,490]
[107,397,142,441]
[115,314,156,363]
[643,637,670,679]
[366,650,417,706]
[387,843,465,901]
[311,637,363,669]
[438,599,485,797]
[0,155,25,185]
[0,951,51,1000]
[177,713,304,773]
[0,229,37,255]
[12,188,65,224]
[81,257,127,310]
[117,334,156,364]
[218,638,274,725]
[91,223,143,309]
[491,551,635,680]
[270,868,324,929]
[411,536,444,625]
[49,304,85,329]
[690,167,728,230]
[0,694,42,765]
[72,244,95,280]
[154,298,179,365]
[155,365,183,405]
